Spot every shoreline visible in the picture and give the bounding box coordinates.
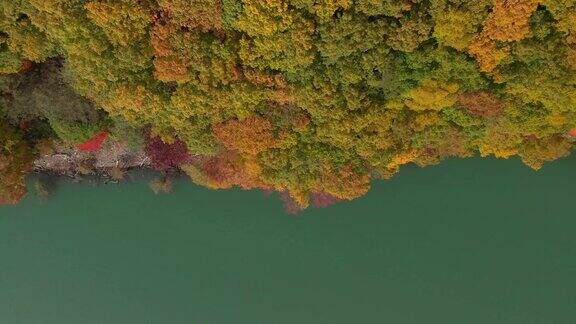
[32,141,151,178]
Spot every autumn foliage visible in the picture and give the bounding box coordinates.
[0,120,33,204]
[77,130,108,152]
[457,91,505,118]
[145,134,190,171]
[213,116,277,155]
[1,0,576,208]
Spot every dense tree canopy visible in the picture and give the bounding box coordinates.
[1,0,575,209]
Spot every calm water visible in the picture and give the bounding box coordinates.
[1,156,575,324]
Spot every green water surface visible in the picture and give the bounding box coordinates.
[1,156,575,323]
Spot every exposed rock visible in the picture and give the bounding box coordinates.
[33,140,150,176]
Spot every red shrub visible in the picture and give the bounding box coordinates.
[77,130,108,152]
[145,135,190,170]
[18,60,34,74]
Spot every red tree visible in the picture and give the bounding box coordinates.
[145,134,191,171]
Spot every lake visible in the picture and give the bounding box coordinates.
[1,155,575,323]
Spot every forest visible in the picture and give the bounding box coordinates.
[1,0,576,210]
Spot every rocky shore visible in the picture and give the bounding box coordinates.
[33,140,150,178]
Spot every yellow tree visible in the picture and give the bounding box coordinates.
[433,9,480,51]
[289,0,352,21]
[403,80,459,111]
[157,0,223,32]
[483,0,539,42]
[355,0,419,18]
[233,0,316,74]
[85,0,152,46]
